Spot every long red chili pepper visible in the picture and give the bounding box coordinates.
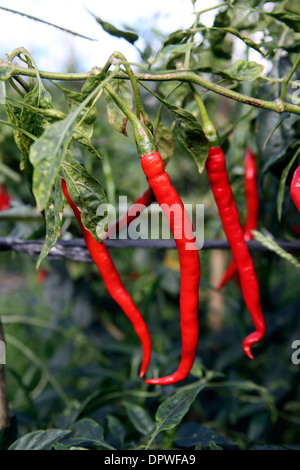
[290,166,300,212]
[61,178,152,378]
[139,151,201,385]
[105,188,155,239]
[104,83,201,385]
[217,147,259,290]
[206,146,265,359]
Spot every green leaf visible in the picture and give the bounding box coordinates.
[52,81,83,107]
[175,422,232,449]
[207,10,232,60]
[105,79,133,136]
[209,441,223,450]
[54,81,98,127]
[29,108,79,210]
[223,28,265,56]
[269,10,300,32]
[8,429,71,450]
[154,123,175,165]
[123,402,154,436]
[53,81,100,155]
[36,177,64,269]
[18,78,53,184]
[163,29,192,47]
[29,69,108,210]
[106,415,126,448]
[73,125,102,159]
[154,385,203,433]
[142,385,205,448]
[0,60,15,80]
[60,151,107,242]
[20,80,53,153]
[61,418,115,450]
[152,42,196,66]
[253,230,300,269]
[93,15,138,44]
[223,60,264,81]
[173,108,209,173]
[5,101,23,152]
[81,68,104,99]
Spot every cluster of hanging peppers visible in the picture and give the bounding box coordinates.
[58,62,266,385]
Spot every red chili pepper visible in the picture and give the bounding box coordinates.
[61,178,152,378]
[139,150,201,385]
[217,257,239,290]
[217,147,259,290]
[0,185,11,211]
[206,146,265,359]
[290,166,300,212]
[37,268,48,284]
[106,188,155,239]
[103,83,200,384]
[243,147,259,241]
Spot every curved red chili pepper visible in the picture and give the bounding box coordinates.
[206,146,265,359]
[290,166,300,212]
[217,147,259,290]
[140,151,201,385]
[105,188,155,239]
[61,178,152,378]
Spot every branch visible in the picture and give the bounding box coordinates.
[1,237,300,263]
[10,66,300,115]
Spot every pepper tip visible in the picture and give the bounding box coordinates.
[243,342,254,360]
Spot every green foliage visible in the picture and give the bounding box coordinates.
[92,15,139,45]
[60,151,107,242]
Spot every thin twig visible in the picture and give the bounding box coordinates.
[0,320,9,430]
[0,6,97,41]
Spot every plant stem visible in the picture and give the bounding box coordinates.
[184,7,200,69]
[104,83,157,155]
[111,52,147,121]
[280,54,300,102]
[0,6,96,41]
[10,66,300,115]
[194,2,228,17]
[139,70,297,114]
[0,320,9,430]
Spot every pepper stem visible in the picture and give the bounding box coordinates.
[111,52,153,132]
[105,83,157,156]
